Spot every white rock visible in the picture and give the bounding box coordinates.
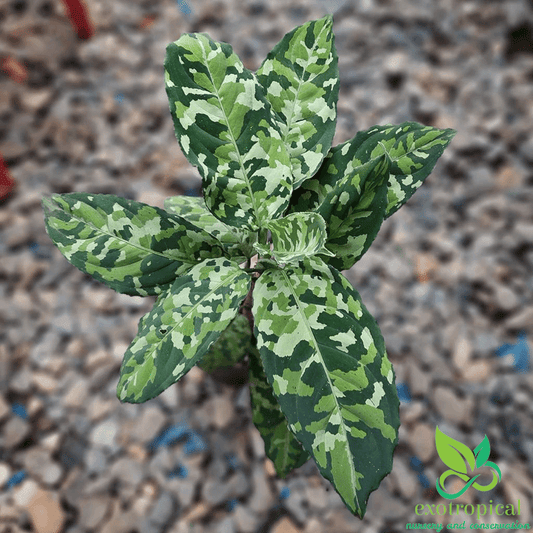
[248,466,275,514]
[233,504,260,533]
[433,387,474,425]
[0,462,12,487]
[452,334,473,370]
[89,418,119,449]
[409,423,436,462]
[127,405,167,444]
[78,495,111,530]
[1,417,31,448]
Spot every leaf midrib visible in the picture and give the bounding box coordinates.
[54,206,196,265]
[279,267,360,511]
[281,21,331,147]
[198,39,260,225]
[135,264,245,365]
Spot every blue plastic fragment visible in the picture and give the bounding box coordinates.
[495,332,530,372]
[279,487,290,500]
[226,499,238,512]
[148,423,190,451]
[225,453,240,470]
[184,431,208,455]
[115,93,124,104]
[176,0,192,15]
[167,463,188,479]
[396,383,412,403]
[5,471,26,490]
[184,187,201,197]
[12,403,27,419]
[409,456,424,473]
[418,473,430,488]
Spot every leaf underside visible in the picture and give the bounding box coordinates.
[253,256,399,517]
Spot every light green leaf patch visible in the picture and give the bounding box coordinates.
[254,212,333,265]
[256,15,339,188]
[164,195,256,261]
[42,193,224,297]
[249,346,310,478]
[165,33,293,230]
[117,257,251,403]
[253,256,399,517]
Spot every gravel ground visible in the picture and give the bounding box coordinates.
[1,0,533,532]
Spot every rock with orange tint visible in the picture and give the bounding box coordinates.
[415,253,439,283]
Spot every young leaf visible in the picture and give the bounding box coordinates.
[164,195,255,261]
[42,193,224,296]
[117,258,251,403]
[253,212,333,265]
[256,15,339,188]
[249,345,310,478]
[164,33,293,230]
[197,313,253,374]
[253,257,399,517]
[435,426,475,474]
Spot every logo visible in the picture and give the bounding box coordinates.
[435,426,502,499]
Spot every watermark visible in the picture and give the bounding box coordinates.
[403,427,531,531]
[434,426,501,499]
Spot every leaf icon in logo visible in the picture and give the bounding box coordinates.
[435,426,475,474]
[474,435,491,468]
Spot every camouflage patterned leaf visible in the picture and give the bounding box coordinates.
[292,122,456,220]
[249,345,310,478]
[256,15,339,188]
[165,33,293,230]
[197,313,252,374]
[319,156,389,270]
[42,193,224,297]
[253,212,333,265]
[164,195,255,262]
[354,122,456,218]
[117,258,251,403]
[253,257,399,517]
[312,155,390,271]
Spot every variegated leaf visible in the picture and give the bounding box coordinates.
[314,155,390,271]
[117,258,251,403]
[42,193,224,297]
[372,123,455,218]
[249,345,310,478]
[164,195,255,262]
[292,122,455,220]
[256,15,339,188]
[253,212,333,265]
[165,33,293,230]
[253,257,399,517]
[197,313,252,374]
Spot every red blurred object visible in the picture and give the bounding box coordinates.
[0,55,28,84]
[60,0,94,39]
[0,154,16,203]
[139,14,157,30]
